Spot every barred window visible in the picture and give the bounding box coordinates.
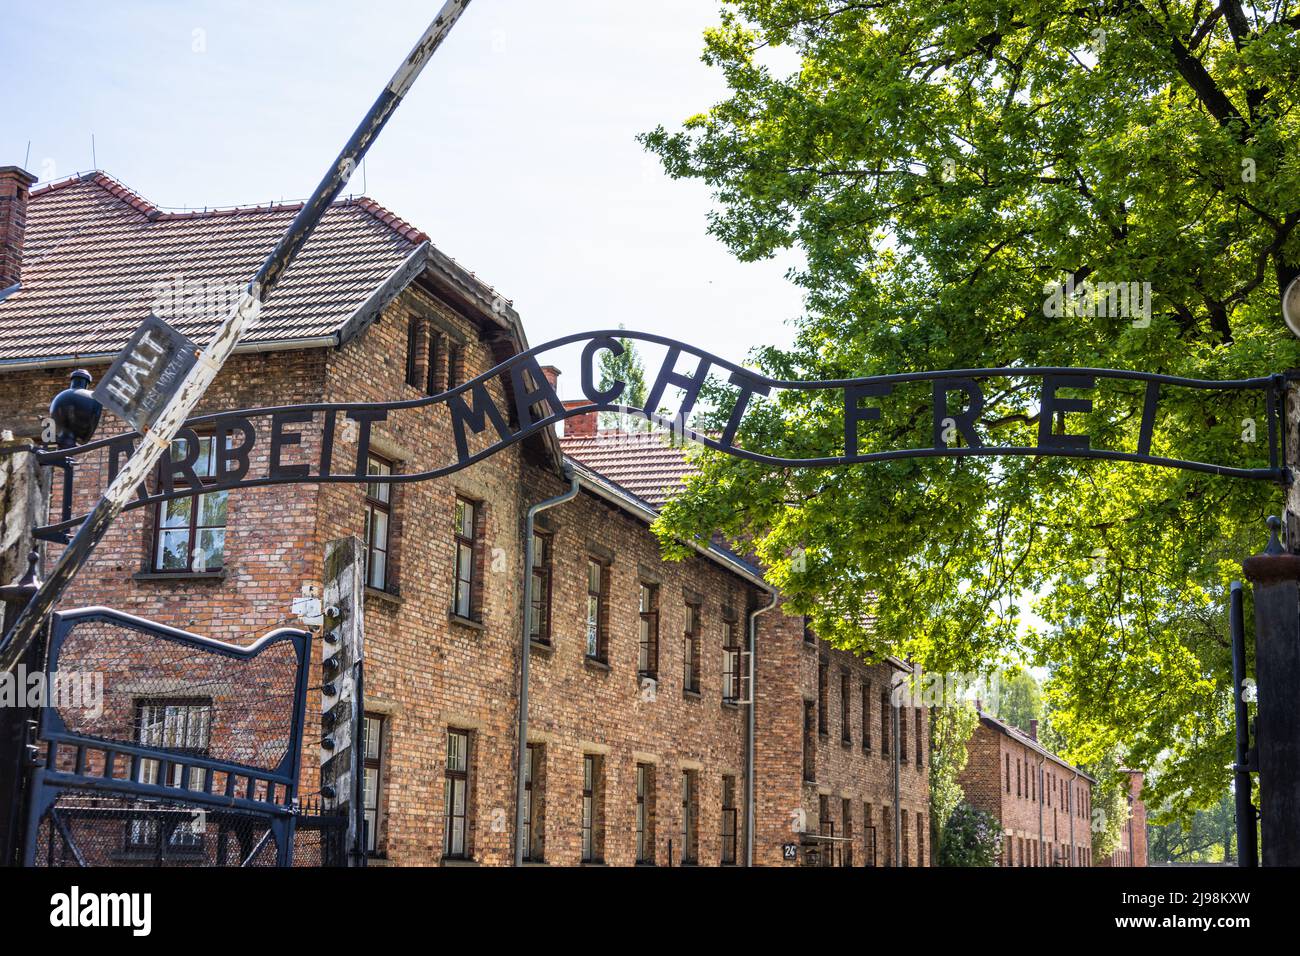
[129,699,212,852]
[635,763,654,864]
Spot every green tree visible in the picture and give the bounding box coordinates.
[643,0,1299,821]
[929,702,980,860]
[938,803,1003,867]
[597,327,649,429]
[1149,790,1237,864]
[993,670,1042,735]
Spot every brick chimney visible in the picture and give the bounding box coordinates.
[540,365,561,391]
[0,167,38,290]
[562,399,597,438]
[1029,718,1039,741]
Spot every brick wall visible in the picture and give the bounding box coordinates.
[0,282,932,867]
[958,719,1094,867]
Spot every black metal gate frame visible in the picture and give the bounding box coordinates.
[22,606,312,867]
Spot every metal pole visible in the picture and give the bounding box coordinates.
[744,590,778,867]
[0,0,473,675]
[1230,580,1258,866]
[514,469,578,866]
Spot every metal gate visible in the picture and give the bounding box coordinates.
[22,606,315,867]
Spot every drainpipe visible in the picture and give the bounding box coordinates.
[744,588,778,867]
[513,466,580,866]
[1069,770,1078,866]
[892,673,902,866]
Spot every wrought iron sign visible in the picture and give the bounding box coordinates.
[34,330,1285,541]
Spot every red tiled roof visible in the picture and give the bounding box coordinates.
[560,428,695,509]
[0,171,431,363]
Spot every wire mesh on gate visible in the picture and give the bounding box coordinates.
[22,607,314,867]
[29,792,281,867]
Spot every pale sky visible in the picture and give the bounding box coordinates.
[0,0,805,393]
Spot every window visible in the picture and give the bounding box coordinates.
[425,331,443,395]
[915,709,923,765]
[581,754,604,863]
[864,802,876,867]
[453,497,477,619]
[803,616,815,644]
[528,532,552,645]
[722,619,741,704]
[683,602,701,694]
[880,692,891,757]
[585,560,608,661]
[861,682,871,750]
[522,743,544,862]
[842,798,854,867]
[447,343,464,389]
[362,714,384,854]
[638,583,659,678]
[680,770,699,864]
[840,671,851,744]
[721,775,738,865]
[916,812,925,866]
[443,729,471,859]
[1017,758,1022,797]
[1006,753,1012,793]
[363,455,392,590]
[802,700,817,782]
[636,763,655,864]
[130,699,211,852]
[153,434,227,573]
[405,316,422,388]
[882,805,892,866]
[899,704,909,762]
[901,809,910,867]
[817,658,828,735]
[818,794,833,867]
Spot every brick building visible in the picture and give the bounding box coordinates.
[1097,770,1148,867]
[958,708,1095,867]
[0,167,928,866]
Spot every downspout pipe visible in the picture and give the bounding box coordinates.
[1069,770,1079,866]
[513,466,580,866]
[744,587,778,867]
[892,674,902,866]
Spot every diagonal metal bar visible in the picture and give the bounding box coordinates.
[0,0,472,674]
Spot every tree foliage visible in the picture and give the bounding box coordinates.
[643,0,1298,821]
[597,327,649,429]
[992,669,1042,734]
[938,802,1004,866]
[929,703,980,859]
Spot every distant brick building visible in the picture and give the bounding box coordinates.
[0,168,927,866]
[957,709,1094,866]
[1097,770,1148,867]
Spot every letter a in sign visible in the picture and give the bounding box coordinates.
[93,313,199,431]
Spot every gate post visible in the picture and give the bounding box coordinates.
[1242,516,1300,865]
[319,536,365,865]
[0,434,49,865]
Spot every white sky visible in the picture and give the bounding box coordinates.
[1,0,806,392]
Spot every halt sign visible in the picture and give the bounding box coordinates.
[92,313,198,431]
